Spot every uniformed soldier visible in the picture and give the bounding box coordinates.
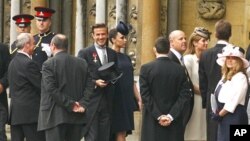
[10,14,34,58]
[33,7,56,69]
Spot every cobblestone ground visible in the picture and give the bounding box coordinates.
[6,112,142,141]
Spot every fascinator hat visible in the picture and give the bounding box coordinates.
[193,27,212,40]
[216,44,249,68]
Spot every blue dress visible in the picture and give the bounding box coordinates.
[111,52,137,134]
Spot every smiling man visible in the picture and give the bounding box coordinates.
[77,23,118,141]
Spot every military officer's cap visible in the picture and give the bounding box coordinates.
[12,14,34,28]
[34,7,55,20]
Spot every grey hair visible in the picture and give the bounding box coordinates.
[16,33,32,49]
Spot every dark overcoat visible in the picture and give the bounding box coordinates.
[8,53,41,125]
[168,51,194,127]
[139,57,190,141]
[38,51,93,130]
[0,43,10,123]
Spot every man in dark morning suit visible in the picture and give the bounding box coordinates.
[139,37,190,141]
[10,14,34,59]
[33,7,56,69]
[168,30,194,129]
[199,19,232,141]
[8,33,45,141]
[0,43,11,141]
[77,23,117,141]
[38,34,93,141]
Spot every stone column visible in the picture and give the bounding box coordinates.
[116,0,127,53]
[10,0,20,46]
[30,0,47,35]
[139,0,160,64]
[0,0,3,41]
[75,0,84,56]
[116,0,126,24]
[50,0,61,33]
[167,0,180,35]
[96,0,106,23]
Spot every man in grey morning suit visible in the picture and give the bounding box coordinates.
[38,34,93,141]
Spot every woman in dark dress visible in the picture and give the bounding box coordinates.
[109,22,142,141]
[212,45,249,141]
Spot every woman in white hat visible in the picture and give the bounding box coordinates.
[212,44,249,141]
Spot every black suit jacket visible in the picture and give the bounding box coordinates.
[0,43,10,111]
[8,53,41,125]
[140,57,190,141]
[168,50,194,126]
[38,51,93,130]
[33,31,56,69]
[199,43,225,108]
[77,45,117,134]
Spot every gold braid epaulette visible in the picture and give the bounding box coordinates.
[34,31,52,50]
[9,45,18,54]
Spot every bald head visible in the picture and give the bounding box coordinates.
[169,30,187,55]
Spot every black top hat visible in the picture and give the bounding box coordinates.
[116,21,129,36]
[34,7,55,19]
[12,14,34,28]
[98,62,123,84]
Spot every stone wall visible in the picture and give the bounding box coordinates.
[181,0,249,49]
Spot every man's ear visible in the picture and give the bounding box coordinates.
[153,47,157,54]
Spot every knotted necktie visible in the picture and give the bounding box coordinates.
[101,48,108,65]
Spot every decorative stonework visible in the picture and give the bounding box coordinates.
[130,5,137,20]
[89,3,96,17]
[23,0,31,8]
[160,0,167,37]
[109,5,116,20]
[198,0,225,20]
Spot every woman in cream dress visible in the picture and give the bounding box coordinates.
[184,27,211,141]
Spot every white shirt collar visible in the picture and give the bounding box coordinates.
[170,48,182,60]
[217,40,229,45]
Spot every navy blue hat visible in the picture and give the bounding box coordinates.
[116,21,129,36]
[98,62,123,84]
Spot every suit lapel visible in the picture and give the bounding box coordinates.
[89,46,102,66]
[168,51,181,65]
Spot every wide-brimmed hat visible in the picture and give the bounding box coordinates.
[216,44,249,68]
[193,27,212,39]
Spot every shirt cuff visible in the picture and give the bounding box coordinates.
[167,114,174,121]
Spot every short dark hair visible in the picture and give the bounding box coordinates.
[51,34,68,50]
[91,23,108,33]
[155,37,170,54]
[215,19,231,40]
[108,28,118,44]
